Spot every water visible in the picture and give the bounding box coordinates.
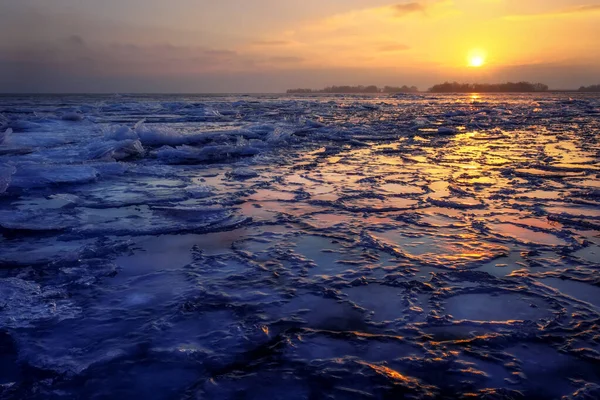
[0,93,599,399]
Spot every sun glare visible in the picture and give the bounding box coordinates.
[467,50,486,68]
[469,56,484,67]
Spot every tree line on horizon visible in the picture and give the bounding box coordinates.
[287,85,419,94]
[428,81,549,93]
[287,82,600,94]
[578,84,600,92]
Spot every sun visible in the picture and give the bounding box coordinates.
[467,50,486,68]
[469,55,485,67]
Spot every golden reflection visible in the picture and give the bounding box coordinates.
[359,362,412,383]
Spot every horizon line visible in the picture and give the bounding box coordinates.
[0,89,595,95]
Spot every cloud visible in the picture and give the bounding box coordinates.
[305,0,457,32]
[379,43,411,52]
[0,32,320,93]
[0,36,262,82]
[203,49,237,56]
[252,40,293,46]
[505,3,600,20]
[269,56,304,63]
[391,2,427,17]
[66,34,86,47]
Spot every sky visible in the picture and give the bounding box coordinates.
[1,0,599,92]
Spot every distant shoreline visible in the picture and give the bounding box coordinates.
[1,90,599,96]
[286,90,598,94]
[287,82,600,94]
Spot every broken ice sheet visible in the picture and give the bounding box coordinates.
[1,93,599,399]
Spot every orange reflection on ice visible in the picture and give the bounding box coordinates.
[359,362,413,383]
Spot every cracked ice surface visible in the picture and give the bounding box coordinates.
[0,93,599,399]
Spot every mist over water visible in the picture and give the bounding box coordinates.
[0,93,599,399]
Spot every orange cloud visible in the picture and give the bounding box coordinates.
[505,3,600,20]
[379,43,411,52]
[252,40,293,46]
[391,2,428,17]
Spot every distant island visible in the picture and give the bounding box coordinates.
[287,82,600,94]
[428,81,549,93]
[287,85,419,94]
[578,84,600,92]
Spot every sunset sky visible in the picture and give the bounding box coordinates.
[1,0,599,92]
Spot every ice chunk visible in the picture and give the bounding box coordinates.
[0,210,79,231]
[74,205,249,236]
[228,167,259,180]
[151,205,228,221]
[10,164,99,188]
[0,278,78,328]
[0,127,12,144]
[489,223,568,246]
[0,163,16,193]
[438,127,457,135]
[8,120,41,131]
[135,121,189,146]
[445,293,552,322]
[155,144,260,164]
[86,139,145,161]
[49,193,82,206]
[266,127,295,143]
[61,112,84,121]
[185,184,215,198]
[103,125,138,141]
[103,121,207,147]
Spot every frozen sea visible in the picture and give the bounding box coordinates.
[0,93,599,399]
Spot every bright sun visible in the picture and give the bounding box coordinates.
[467,50,486,68]
[469,55,485,67]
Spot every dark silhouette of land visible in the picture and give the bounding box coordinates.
[286,81,599,94]
[579,84,600,92]
[287,85,418,94]
[429,81,548,93]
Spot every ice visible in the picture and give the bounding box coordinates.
[428,198,485,209]
[6,120,41,131]
[1,93,599,399]
[61,112,84,121]
[135,122,192,146]
[541,278,600,309]
[10,164,99,188]
[372,229,508,268]
[0,127,12,144]
[0,209,79,231]
[380,182,425,195]
[344,284,407,322]
[228,167,259,180]
[104,120,250,149]
[292,234,349,275]
[155,143,260,164]
[504,344,599,398]
[0,163,16,193]
[75,206,248,236]
[438,127,457,135]
[489,223,568,246]
[265,126,295,143]
[103,125,138,141]
[185,184,215,198]
[49,193,82,206]
[270,293,367,331]
[0,278,79,328]
[444,293,553,322]
[86,139,145,161]
[249,189,296,201]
